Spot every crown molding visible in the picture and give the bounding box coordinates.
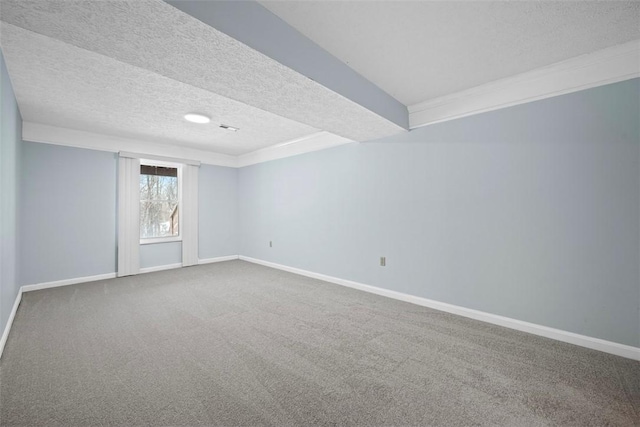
[22,122,353,168]
[22,122,238,167]
[236,131,352,167]
[26,35,633,167]
[408,40,640,129]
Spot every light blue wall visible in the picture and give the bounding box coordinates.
[19,142,117,285]
[0,51,22,334]
[12,77,639,347]
[199,164,238,259]
[19,145,239,277]
[140,242,182,269]
[238,79,640,347]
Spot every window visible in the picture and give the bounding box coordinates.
[139,163,180,242]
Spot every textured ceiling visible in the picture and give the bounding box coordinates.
[0,23,319,156]
[260,1,640,106]
[0,0,404,148]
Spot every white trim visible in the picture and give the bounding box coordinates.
[408,40,640,129]
[139,158,183,246]
[96,257,239,274]
[22,122,354,168]
[0,288,22,359]
[21,272,117,293]
[14,257,237,294]
[239,256,640,361]
[5,257,636,361]
[124,152,200,167]
[237,131,353,168]
[22,122,237,168]
[198,255,240,264]
[139,263,183,274]
[18,41,640,162]
[0,256,216,358]
[140,236,182,245]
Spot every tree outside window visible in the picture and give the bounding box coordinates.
[139,164,179,239]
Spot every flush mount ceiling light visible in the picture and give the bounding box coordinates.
[184,113,211,124]
[219,124,239,132]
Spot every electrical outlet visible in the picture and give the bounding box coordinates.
[269,241,272,247]
[380,257,386,267]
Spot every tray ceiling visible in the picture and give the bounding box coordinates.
[260,1,640,106]
[0,0,406,157]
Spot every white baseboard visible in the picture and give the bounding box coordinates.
[139,263,183,274]
[21,272,117,293]
[239,256,640,361]
[0,288,23,359]
[2,272,116,358]
[136,255,240,273]
[18,257,240,290]
[137,256,240,273]
[198,255,239,264]
[0,255,230,358]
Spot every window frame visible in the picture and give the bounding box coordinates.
[139,159,183,245]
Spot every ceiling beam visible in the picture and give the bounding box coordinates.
[164,0,409,130]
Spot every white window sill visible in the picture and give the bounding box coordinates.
[140,236,182,245]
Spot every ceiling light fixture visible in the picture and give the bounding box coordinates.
[184,113,211,124]
[219,124,239,132]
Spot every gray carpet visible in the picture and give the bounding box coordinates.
[1,260,638,426]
